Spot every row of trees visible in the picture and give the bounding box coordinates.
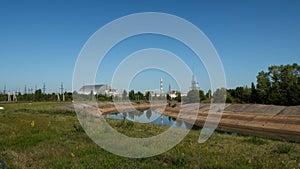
[121,89,211,103]
[166,63,300,106]
[0,89,73,102]
[227,63,300,106]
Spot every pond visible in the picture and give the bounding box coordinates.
[103,109,189,129]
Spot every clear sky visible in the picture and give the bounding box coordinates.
[0,0,299,94]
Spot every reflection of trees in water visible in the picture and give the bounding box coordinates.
[127,111,135,120]
[135,110,144,117]
[183,120,201,130]
[184,121,194,129]
[160,115,164,125]
[122,112,127,120]
[146,109,152,119]
[175,119,183,128]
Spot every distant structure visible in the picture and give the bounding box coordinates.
[42,83,46,94]
[28,87,33,94]
[168,84,171,94]
[60,82,64,94]
[78,84,118,96]
[24,85,27,94]
[191,74,199,90]
[3,85,6,94]
[106,88,119,97]
[160,78,163,95]
[144,90,155,97]
[169,90,177,99]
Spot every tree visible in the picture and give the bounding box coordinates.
[122,90,127,100]
[129,90,135,101]
[166,94,171,101]
[186,90,200,103]
[199,90,207,101]
[135,91,144,101]
[213,88,226,103]
[206,89,212,99]
[174,92,181,102]
[145,91,151,101]
[135,91,145,101]
[256,71,270,104]
[255,63,300,105]
[225,91,233,103]
[34,89,42,101]
[250,82,258,103]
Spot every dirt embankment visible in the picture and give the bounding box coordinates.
[56,102,300,142]
[162,103,300,142]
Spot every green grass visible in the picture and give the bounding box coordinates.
[0,102,300,168]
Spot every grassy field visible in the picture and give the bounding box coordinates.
[0,102,300,169]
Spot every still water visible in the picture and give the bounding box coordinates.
[104,109,188,129]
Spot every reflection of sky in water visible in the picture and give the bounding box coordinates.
[104,109,187,129]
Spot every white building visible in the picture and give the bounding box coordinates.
[78,84,110,95]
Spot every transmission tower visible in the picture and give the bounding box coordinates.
[42,83,46,94]
[160,78,163,95]
[191,74,199,90]
[3,84,6,94]
[24,85,27,94]
[60,82,64,94]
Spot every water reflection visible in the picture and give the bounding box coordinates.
[104,109,188,129]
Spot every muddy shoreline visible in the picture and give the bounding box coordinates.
[56,102,300,142]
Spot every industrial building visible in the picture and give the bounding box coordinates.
[78,84,118,96]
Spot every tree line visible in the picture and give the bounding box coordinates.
[1,63,299,106]
[167,63,300,106]
[226,63,300,106]
[0,89,73,102]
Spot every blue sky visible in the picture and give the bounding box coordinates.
[0,0,299,93]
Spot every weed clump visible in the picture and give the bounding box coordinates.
[274,143,293,154]
[244,136,267,145]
